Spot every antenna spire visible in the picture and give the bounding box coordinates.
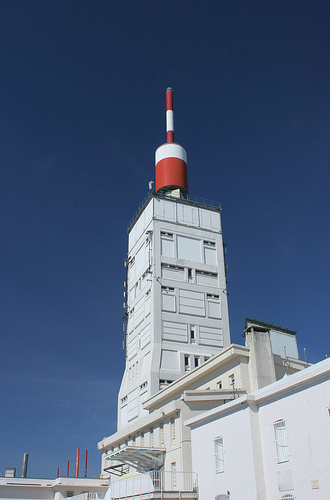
[166,87,174,143]
[155,87,188,195]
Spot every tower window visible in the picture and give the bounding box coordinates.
[184,355,190,371]
[194,356,200,368]
[162,287,176,312]
[203,241,217,265]
[161,233,174,257]
[190,326,196,343]
[207,294,221,319]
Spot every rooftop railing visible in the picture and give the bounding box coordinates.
[127,191,221,232]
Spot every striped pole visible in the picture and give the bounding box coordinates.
[155,87,188,194]
[166,87,174,143]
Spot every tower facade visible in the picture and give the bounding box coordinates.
[117,89,230,430]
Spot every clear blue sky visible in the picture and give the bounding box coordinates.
[0,0,329,479]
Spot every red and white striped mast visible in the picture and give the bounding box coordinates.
[155,87,188,196]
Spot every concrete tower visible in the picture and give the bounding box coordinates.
[117,88,230,430]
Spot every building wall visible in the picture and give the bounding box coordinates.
[188,359,330,500]
[190,405,258,500]
[258,373,330,499]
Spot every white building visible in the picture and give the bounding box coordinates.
[0,477,110,500]
[98,318,310,499]
[187,356,330,500]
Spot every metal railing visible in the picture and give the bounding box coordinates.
[110,471,198,499]
[69,493,100,500]
[127,191,221,232]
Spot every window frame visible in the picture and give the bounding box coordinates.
[214,436,224,473]
[274,419,289,463]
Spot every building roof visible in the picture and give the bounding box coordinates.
[104,447,165,473]
[244,317,297,335]
[185,356,330,428]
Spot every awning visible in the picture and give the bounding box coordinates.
[105,446,165,472]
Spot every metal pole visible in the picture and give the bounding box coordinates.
[84,450,88,478]
[75,448,80,478]
[21,453,29,478]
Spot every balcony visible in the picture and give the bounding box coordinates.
[109,471,198,500]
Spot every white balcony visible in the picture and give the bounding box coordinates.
[109,471,198,500]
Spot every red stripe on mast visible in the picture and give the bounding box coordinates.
[166,87,174,143]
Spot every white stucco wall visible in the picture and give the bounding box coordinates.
[190,404,258,500]
[258,372,330,499]
[188,358,330,500]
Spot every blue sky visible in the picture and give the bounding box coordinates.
[0,0,329,479]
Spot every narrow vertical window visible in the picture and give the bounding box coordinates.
[184,355,190,372]
[171,462,177,488]
[160,423,164,446]
[214,437,224,473]
[170,417,176,444]
[194,356,200,368]
[229,374,235,389]
[274,419,289,463]
[190,326,196,344]
[150,428,154,447]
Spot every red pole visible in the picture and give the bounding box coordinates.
[56,467,59,478]
[166,87,174,143]
[67,461,70,477]
[84,450,88,478]
[75,448,80,478]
